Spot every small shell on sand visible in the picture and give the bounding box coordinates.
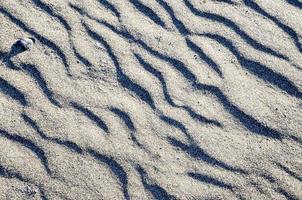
[15,37,35,51]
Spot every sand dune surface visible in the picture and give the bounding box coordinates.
[0,0,302,199]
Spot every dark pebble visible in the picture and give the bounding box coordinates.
[15,37,35,51]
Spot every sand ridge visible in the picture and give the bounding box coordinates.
[0,0,301,199]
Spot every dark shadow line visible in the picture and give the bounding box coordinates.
[71,3,196,85]
[249,181,266,195]
[156,0,190,35]
[261,173,299,200]
[39,187,49,200]
[21,113,48,139]
[183,106,222,127]
[0,129,51,175]
[70,101,109,133]
[71,45,93,69]
[83,23,156,110]
[91,21,197,83]
[286,0,302,9]
[135,164,176,200]
[129,0,166,28]
[194,83,283,139]
[88,149,129,200]
[0,51,6,59]
[69,3,86,16]
[160,115,188,136]
[0,77,27,106]
[85,18,283,140]
[30,0,82,79]
[133,53,176,106]
[0,52,20,70]
[134,53,222,127]
[109,107,136,131]
[274,162,302,182]
[168,137,248,174]
[117,69,156,110]
[31,0,71,31]
[289,135,302,146]
[0,163,29,182]
[21,64,62,107]
[0,6,71,75]
[160,114,244,174]
[109,107,146,149]
[2,58,21,70]
[22,113,83,154]
[183,0,289,61]
[136,38,198,83]
[0,163,49,200]
[98,0,121,19]
[261,173,276,183]
[275,188,299,200]
[186,38,223,78]
[188,172,234,190]
[200,33,302,99]
[243,0,302,53]
[50,139,83,154]
[213,0,237,5]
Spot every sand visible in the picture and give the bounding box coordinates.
[0,0,301,199]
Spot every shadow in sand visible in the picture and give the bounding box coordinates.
[135,164,177,200]
[186,38,223,78]
[129,0,166,28]
[0,7,71,75]
[200,33,302,100]
[31,0,71,31]
[9,40,29,57]
[0,129,51,175]
[109,107,146,149]
[168,136,248,174]
[134,53,222,127]
[274,162,302,182]
[88,149,130,200]
[188,172,234,190]
[159,113,247,174]
[83,23,156,110]
[213,0,237,5]
[0,77,27,106]
[22,113,83,154]
[0,40,32,70]
[243,0,302,53]
[21,64,62,108]
[287,0,302,9]
[156,0,190,35]
[183,0,289,61]
[70,101,109,133]
[98,0,120,19]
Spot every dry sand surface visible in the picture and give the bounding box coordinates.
[0,0,302,199]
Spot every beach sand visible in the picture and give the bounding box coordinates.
[0,0,301,199]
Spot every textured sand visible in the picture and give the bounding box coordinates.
[0,0,302,199]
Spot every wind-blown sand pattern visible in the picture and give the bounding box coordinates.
[0,0,301,199]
